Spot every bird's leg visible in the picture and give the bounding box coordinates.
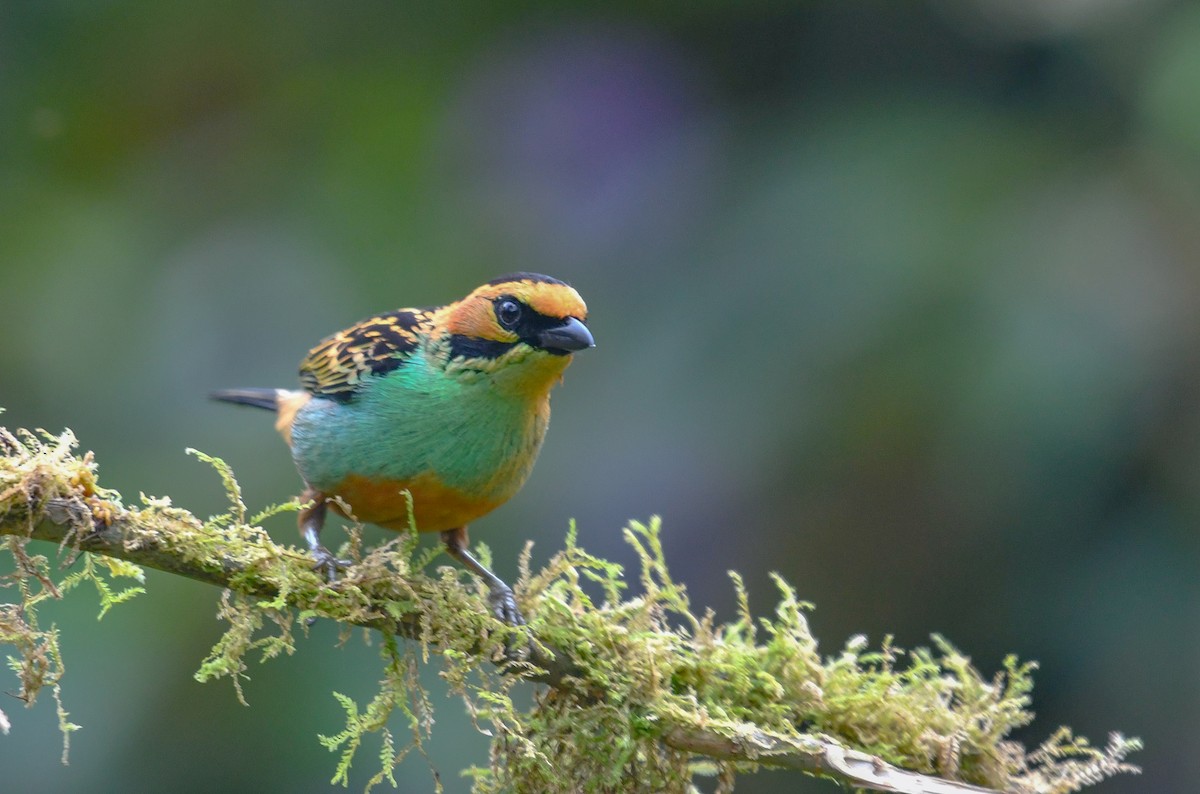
[299,487,350,581]
[441,526,524,626]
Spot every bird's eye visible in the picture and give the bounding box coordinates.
[495,298,522,330]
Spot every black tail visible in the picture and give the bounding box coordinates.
[210,388,280,411]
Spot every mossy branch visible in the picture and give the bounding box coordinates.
[0,421,1141,793]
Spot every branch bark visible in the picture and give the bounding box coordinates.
[0,436,1002,794]
[662,728,1000,793]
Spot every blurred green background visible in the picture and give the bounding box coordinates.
[2,2,1198,792]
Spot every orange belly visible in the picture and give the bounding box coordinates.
[326,471,501,532]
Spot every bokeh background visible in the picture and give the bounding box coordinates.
[2,2,1198,792]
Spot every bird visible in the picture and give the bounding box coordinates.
[211,273,594,624]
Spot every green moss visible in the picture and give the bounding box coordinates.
[0,421,1142,792]
[0,426,143,762]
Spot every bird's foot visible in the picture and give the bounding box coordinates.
[310,545,352,582]
[440,528,526,628]
[487,584,530,663]
[487,583,525,627]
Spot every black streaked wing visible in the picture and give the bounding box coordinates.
[298,308,432,400]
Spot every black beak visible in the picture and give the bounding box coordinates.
[537,317,595,355]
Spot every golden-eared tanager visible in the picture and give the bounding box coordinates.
[212,273,594,624]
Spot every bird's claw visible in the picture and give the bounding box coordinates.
[311,546,352,582]
[488,583,525,627]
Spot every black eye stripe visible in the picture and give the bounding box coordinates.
[448,335,517,361]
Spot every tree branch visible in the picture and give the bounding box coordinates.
[0,424,1140,793]
[6,500,998,792]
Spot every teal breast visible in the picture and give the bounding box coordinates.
[289,355,549,507]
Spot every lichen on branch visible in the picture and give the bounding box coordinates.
[0,419,1141,793]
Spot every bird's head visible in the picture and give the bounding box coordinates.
[435,273,594,390]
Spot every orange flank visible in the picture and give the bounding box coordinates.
[326,471,501,533]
